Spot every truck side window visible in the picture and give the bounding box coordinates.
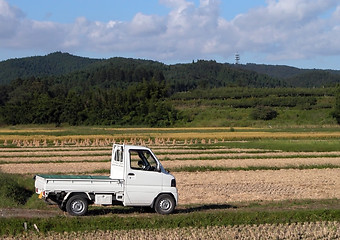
[114,147,123,162]
[129,150,157,171]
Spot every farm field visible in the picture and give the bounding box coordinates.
[0,125,339,239]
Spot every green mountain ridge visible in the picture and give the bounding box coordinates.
[0,52,102,85]
[1,52,340,88]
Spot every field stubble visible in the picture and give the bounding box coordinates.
[0,141,339,204]
[3,221,340,240]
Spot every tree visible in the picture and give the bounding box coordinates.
[332,86,340,124]
[250,106,278,121]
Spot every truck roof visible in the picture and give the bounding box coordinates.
[115,144,151,151]
[36,174,111,180]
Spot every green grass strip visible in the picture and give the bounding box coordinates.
[0,160,110,165]
[0,147,111,152]
[86,164,340,175]
[0,153,110,158]
[1,208,339,236]
[169,164,340,172]
[161,154,340,161]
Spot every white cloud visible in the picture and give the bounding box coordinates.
[0,0,23,38]
[230,0,340,60]
[1,0,340,64]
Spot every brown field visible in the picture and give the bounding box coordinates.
[176,169,340,204]
[1,141,339,204]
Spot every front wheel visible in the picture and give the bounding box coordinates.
[154,194,175,214]
[66,195,88,216]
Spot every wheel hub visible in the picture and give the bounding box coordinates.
[160,199,171,210]
[72,200,84,213]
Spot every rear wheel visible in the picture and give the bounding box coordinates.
[154,194,175,214]
[66,195,88,216]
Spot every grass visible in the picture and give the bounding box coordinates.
[0,172,34,208]
[172,100,337,127]
[169,164,340,172]
[86,164,340,175]
[211,139,340,152]
[161,154,340,161]
[0,159,109,165]
[0,172,50,210]
[1,125,340,142]
[1,206,339,236]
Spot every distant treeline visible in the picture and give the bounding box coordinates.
[171,87,335,109]
[1,52,340,126]
[0,77,178,126]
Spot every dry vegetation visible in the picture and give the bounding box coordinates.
[3,221,340,240]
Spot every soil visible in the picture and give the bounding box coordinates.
[174,168,340,204]
[0,208,62,218]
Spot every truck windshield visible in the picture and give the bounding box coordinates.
[130,150,158,171]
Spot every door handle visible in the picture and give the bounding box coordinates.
[128,173,135,176]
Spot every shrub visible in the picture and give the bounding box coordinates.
[331,86,340,124]
[0,172,33,207]
[250,106,278,120]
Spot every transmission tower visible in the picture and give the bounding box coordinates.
[235,52,240,64]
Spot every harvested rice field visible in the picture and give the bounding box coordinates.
[0,126,339,239]
[1,134,340,203]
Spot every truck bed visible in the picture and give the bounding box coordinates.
[35,174,124,194]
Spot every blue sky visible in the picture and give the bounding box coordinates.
[1,0,340,69]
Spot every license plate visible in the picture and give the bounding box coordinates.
[38,192,43,199]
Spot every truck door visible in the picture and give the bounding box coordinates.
[110,144,124,179]
[124,149,163,205]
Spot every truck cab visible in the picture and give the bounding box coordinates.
[35,144,178,216]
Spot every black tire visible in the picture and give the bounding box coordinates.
[66,195,88,216]
[154,194,175,215]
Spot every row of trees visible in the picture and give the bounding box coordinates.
[171,87,334,100]
[0,77,179,126]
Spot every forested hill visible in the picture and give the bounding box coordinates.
[0,52,103,85]
[1,52,340,88]
[233,63,307,79]
[233,63,340,87]
[166,60,284,90]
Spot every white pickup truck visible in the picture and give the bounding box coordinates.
[35,144,178,216]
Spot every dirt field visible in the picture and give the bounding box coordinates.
[1,143,339,204]
[175,169,340,204]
